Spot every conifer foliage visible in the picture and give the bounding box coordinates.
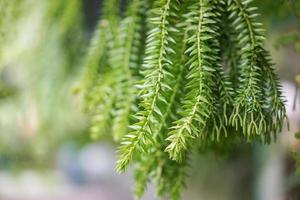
[81,0,288,199]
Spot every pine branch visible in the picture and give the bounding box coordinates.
[258,47,288,141]
[153,25,188,141]
[131,3,190,198]
[116,0,178,172]
[166,0,220,162]
[227,0,285,141]
[111,0,147,141]
[81,0,120,100]
[81,0,121,139]
[81,20,109,93]
[202,0,234,142]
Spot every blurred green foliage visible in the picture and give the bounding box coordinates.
[0,0,88,169]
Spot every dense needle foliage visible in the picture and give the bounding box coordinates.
[81,0,288,199]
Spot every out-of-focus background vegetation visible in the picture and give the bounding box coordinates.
[0,0,299,199]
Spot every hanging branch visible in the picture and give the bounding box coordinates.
[116,0,178,172]
[227,0,287,143]
[80,0,288,199]
[166,0,221,162]
[111,0,149,141]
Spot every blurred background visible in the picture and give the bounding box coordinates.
[0,0,299,199]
